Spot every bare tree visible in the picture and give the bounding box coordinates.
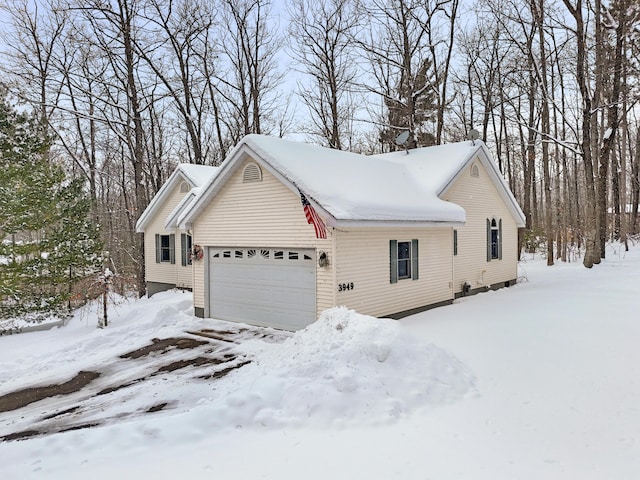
[596,0,636,257]
[0,0,67,126]
[218,0,283,140]
[288,0,359,149]
[69,0,151,294]
[560,0,599,267]
[530,0,553,265]
[426,0,459,145]
[136,0,217,165]
[356,0,444,151]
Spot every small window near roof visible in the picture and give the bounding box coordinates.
[243,163,262,183]
[180,181,191,193]
[470,163,480,178]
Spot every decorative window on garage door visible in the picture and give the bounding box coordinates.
[210,248,314,264]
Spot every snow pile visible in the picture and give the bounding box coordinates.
[4,245,640,480]
[218,307,475,428]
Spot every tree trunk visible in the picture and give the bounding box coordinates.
[532,0,553,265]
[596,0,626,258]
[562,0,598,268]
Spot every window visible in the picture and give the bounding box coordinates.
[242,163,262,183]
[155,234,175,264]
[453,229,458,256]
[390,239,419,283]
[486,218,502,261]
[397,242,411,279]
[181,233,193,266]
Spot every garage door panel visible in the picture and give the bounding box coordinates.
[209,247,316,331]
[212,280,314,305]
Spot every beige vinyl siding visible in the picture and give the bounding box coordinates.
[333,227,453,318]
[144,183,181,286]
[175,234,193,289]
[443,158,519,293]
[143,182,194,288]
[192,158,333,317]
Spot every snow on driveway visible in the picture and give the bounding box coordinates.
[1,244,640,479]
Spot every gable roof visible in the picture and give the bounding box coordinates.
[135,164,219,233]
[375,142,526,228]
[164,187,202,230]
[179,134,524,228]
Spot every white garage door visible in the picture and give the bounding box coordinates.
[208,247,316,331]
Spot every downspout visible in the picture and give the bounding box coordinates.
[451,227,455,301]
[190,227,196,312]
[175,229,179,286]
[331,227,338,309]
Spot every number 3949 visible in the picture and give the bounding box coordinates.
[338,282,354,292]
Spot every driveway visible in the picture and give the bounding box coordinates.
[0,326,288,441]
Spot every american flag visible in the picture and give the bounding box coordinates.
[300,190,327,239]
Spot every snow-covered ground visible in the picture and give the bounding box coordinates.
[1,243,639,479]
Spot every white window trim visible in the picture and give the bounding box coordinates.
[156,233,175,264]
[390,239,419,283]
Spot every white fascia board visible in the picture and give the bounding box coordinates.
[333,219,465,228]
[136,167,194,232]
[250,147,337,225]
[165,190,198,230]
[439,143,526,228]
[241,144,463,229]
[436,147,480,196]
[179,143,338,230]
[178,149,249,230]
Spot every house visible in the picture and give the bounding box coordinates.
[171,134,525,331]
[136,163,220,296]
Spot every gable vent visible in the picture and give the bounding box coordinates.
[243,162,262,183]
[470,163,480,178]
[180,181,191,193]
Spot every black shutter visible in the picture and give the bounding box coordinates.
[155,234,161,263]
[390,240,398,284]
[498,219,503,260]
[486,219,491,262]
[181,233,187,266]
[411,239,419,280]
[169,234,176,264]
[453,229,458,256]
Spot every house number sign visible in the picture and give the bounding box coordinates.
[338,282,354,292]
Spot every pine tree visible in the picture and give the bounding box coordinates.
[0,88,102,319]
[379,58,438,150]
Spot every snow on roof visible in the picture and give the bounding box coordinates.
[136,164,220,232]
[375,141,525,227]
[165,187,201,230]
[240,135,466,224]
[373,142,480,194]
[177,164,219,187]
